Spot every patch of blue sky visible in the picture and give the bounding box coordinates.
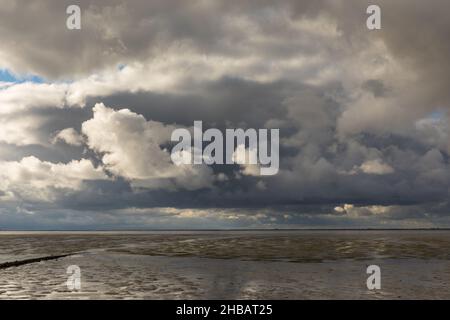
[429,110,446,120]
[0,69,45,84]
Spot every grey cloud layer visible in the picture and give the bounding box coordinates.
[0,0,449,228]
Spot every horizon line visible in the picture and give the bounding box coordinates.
[1,228,450,232]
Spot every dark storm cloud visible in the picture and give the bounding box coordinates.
[87,77,291,128]
[0,0,450,228]
[361,80,390,98]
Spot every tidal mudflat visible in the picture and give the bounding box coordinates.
[1,230,450,299]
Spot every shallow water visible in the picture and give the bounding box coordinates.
[1,230,450,299]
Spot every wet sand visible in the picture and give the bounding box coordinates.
[1,230,450,299]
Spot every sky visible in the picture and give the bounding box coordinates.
[0,0,450,230]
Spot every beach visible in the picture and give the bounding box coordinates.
[1,230,450,299]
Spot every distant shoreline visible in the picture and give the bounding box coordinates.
[1,228,450,232]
